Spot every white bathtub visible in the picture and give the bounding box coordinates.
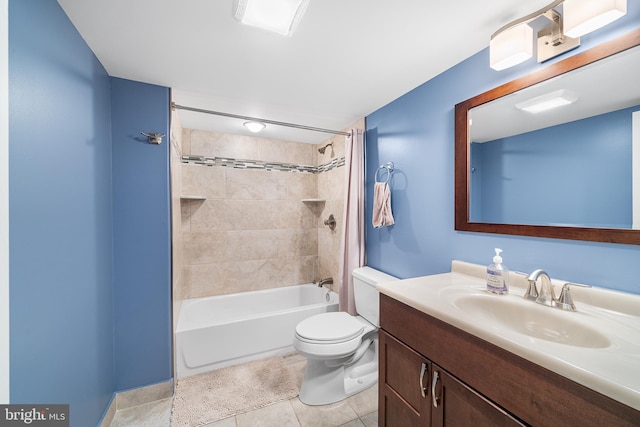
[175,284,339,378]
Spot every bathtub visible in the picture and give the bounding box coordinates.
[175,284,339,378]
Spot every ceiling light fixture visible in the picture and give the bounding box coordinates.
[515,89,578,113]
[243,121,266,133]
[234,0,310,36]
[490,0,627,71]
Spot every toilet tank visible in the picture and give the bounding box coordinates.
[352,266,398,327]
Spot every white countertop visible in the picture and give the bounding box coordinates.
[376,260,640,411]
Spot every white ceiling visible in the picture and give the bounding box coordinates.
[57,0,553,144]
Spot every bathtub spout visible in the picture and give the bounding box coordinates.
[317,278,333,287]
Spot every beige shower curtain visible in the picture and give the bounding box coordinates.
[338,128,365,315]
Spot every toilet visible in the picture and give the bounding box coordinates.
[293,266,398,405]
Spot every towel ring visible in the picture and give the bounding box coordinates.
[375,162,394,184]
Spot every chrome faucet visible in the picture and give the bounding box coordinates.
[525,269,591,311]
[316,277,333,288]
[527,269,556,307]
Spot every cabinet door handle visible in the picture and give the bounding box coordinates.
[431,370,440,408]
[419,362,428,398]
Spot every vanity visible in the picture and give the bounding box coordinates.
[377,261,640,427]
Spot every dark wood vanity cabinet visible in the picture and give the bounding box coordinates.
[379,329,431,426]
[380,330,524,427]
[379,294,640,427]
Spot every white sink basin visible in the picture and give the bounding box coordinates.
[452,293,611,348]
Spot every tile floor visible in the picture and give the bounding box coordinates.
[109,353,378,427]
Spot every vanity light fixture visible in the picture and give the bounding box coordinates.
[490,23,534,71]
[234,0,310,36]
[490,0,627,71]
[515,89,578,114]
[243,120,266,133]
[563,0,627,38]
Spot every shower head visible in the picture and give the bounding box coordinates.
[318,142,333,154]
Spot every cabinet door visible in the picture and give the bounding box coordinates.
[430,365,527,427]
[379,330,431,427]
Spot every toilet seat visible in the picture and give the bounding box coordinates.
[295,312,364,343]
[293,312,376,359]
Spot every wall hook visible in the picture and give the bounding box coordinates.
[141,132,165,144]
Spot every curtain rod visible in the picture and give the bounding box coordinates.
[171,103,351,137]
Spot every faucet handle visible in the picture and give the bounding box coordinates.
[514,271,539,301]
[524,279,539,301]
[556,282,592,312]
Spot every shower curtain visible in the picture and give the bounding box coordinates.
[338,128,365,315]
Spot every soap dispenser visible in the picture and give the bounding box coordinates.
[486,248,509,295]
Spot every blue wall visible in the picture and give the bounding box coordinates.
[366,5,640,294]
[471,105,636,227]
[9,1,172,425]
[8,0,114,423]
[111,78,172,391]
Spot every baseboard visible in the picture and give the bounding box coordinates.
[98,380,173,426]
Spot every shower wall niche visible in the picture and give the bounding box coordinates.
[170,119,363,303]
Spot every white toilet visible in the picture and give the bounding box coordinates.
[293,266,398,405]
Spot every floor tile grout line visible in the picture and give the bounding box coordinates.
[288,399,303,427]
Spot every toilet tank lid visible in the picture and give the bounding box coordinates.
[353,266,398,284]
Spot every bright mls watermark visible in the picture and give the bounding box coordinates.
[0,405,68,426]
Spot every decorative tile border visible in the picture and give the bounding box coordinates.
[181,155,345,174]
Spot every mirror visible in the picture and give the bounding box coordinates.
[455,29,640,245]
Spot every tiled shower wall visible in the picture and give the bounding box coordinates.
[316,131,346,286]
[172,118,363,302]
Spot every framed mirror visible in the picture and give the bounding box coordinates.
[455,29,640,245]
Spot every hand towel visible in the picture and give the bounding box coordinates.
[372,182,395,228]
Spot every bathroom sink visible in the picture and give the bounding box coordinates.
[376,262,640,411]
[452,293,611,348]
